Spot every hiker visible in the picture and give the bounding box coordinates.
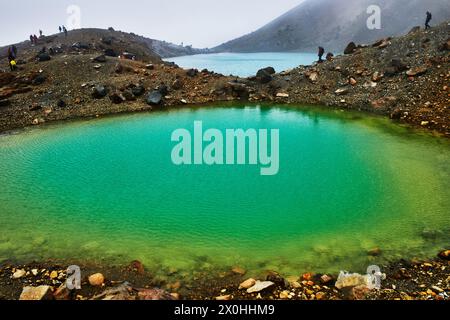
[59,26,62,33]
[326,52,334,61]
[33,34,38,44]
[7,46,18,71]
[318,46,325,63]
[29,34,34,44]
[63,26,68,37]
[39,30,43,37]
[425,11,432,29]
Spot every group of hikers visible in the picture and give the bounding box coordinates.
[5,11,436,73]
[317,11,433,63]
[59,26,68,37]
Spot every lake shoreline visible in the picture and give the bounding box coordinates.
[1,250,449,300]
[1,22,449,137]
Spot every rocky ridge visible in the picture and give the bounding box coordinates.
[0,22,448,136]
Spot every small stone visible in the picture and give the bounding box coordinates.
[276,92,289,98]
[19,286,52,300]
[247,281,275,294]
[302,273,313,281]
[239,278,256,290]
[232,266,246,275]
[50,271,58,279]
[279,290,290,299]
[320,274,333,284]
[406,66,427,77]
[216,295,231,301]
[13,269,26,279]
[31,269,38,276]
[316,292,326,300]
[349,77,357,86]
[431,286,444,293]
[421,121,430,126]
[335,88,349,95]
[88,273,105,286]
[349,285,371,300]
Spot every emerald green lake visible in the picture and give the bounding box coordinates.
[0,105,449,279]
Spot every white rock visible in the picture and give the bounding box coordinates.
[335,271,368,289]
[276,93,289,98]
[12,269,26,279]
[247,281,275,294]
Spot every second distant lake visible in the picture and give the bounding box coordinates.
[164,52,317,77]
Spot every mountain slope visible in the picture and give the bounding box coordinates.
[0,28,206,62]
[214,0,450,53]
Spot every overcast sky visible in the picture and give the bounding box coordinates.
[0,0,304,48]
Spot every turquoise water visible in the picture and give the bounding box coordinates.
[0,105,449,280]
[164,52,317,77]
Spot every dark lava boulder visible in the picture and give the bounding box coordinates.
[186,69,198,77]
[122,90,136,101]
[37,53,51,62]
[157,84,169,96]
[344,42,357,54]
[146,90,163,106]
[228,81,249,99]
[32,74,46,85]
[0,99,10,108]
[259,66,276,75]
[391,59,408,72]
[93,54,107,63]
[171,78,183,90]
[57,100,67,108]
[92,85,108,99]
[104,48,117,57]
[72,42,90,50]
[256,68,273,84]
[266,271,289,289]
[109,92,126,104]
[131,85,145,97]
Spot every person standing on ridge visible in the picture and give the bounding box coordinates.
[63,26,68,37]
[59,26,62,33]
[33,34,38,44]
[7,46,18,71]
[425,11,432,29]
[318,47,325,63]
[39,30,43,37]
